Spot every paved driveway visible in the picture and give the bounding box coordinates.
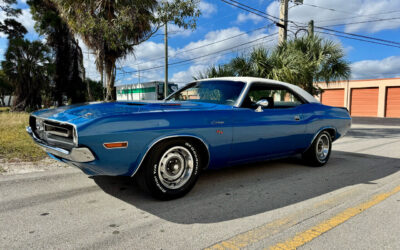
[1,119,400,249]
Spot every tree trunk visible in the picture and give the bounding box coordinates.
[105,58,116,101]
[7,93,12,106]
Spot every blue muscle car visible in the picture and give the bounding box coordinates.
[27,77,351,200]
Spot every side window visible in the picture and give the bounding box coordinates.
[241,84,304,109]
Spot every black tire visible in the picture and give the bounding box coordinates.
[136,139,202,200]
[302,131,332,167]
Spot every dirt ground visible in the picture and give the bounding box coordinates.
[0,157,69,175]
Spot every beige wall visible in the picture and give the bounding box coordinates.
[316,78,400,117]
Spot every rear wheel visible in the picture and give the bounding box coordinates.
[136,139,202,200]
[302,131,332,167]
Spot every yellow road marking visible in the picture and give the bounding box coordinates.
[205,218,291,250]
[269,185,400,250]
[206,184,400,250]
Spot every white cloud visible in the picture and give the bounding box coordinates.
[0,8,36,38]
[266,0,400,34]
[199,1,217,18]
[174,27,270,64]
[236,13,263,24]
[171,64,209,84]
[116,26,275,84]
[118,41,172,84]
[351,56,400,79]
[18,8,35,35]
[168,23,193,37]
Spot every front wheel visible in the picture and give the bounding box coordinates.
[136,139,202,200]
[302,131,332,167]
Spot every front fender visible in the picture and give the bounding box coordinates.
[130,133,211,177]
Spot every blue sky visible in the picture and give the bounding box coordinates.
[1,0,400,86]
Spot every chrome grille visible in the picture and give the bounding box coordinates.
[30,116,77,150]
[44,123,71,138]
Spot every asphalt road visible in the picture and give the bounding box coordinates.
[1,120,400,249]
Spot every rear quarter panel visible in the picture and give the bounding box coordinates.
[302,103,351,146]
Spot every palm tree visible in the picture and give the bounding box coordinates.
[29,0,88,105]
[1,39,53,111]
[196,36,350,96]
[54,0,158,101]
[271,35,351,95]
[194,65,235,80]
[54,0,200,101]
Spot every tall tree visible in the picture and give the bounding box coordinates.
[2,39,53,111]
[271,36,351,95]
[54,0,200,101]
[28,0,88,105]
[196,36,350,95]
[194,65,235,80]
[0,0,27,39]
[85,78,104,101]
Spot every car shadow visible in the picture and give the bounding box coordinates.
[92,150,400,224]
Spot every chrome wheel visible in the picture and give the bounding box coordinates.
[158,146,194,189]
[316,134,330,162]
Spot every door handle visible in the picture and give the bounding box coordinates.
[294,115,301,121]
[211,120,225,125]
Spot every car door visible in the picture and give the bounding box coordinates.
[230,83,308,164]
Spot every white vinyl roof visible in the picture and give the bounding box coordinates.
[200,77,320,104]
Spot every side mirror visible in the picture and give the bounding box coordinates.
[255,99,269,112]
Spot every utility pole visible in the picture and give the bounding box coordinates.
[164,22,168,99]
[138,65,141,84]
[278,0,289,44]
[308,20,314,37]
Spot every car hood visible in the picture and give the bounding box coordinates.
[32,101,229,123]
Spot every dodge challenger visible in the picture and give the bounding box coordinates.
[27,77,351,200]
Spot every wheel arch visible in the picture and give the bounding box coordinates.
[131,135,210,177]
[303,126,337,154]
[324,128,337,141]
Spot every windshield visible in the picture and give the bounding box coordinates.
[166,80,246,106]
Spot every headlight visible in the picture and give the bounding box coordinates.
[36,119,44,131]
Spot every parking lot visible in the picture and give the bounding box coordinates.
[1,119,400,249]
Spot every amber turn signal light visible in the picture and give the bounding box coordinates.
[103,142,128,149]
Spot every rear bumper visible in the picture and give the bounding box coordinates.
[26,126,95,163]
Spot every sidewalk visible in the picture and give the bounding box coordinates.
[351,117,400,126]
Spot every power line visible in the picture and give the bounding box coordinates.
[324,17,400,28]
[298,4,400,27]
[119,0,400,80]
[220,0,278,23]
[314,26,400,46]
[315,31,400,49]
[118,38,277,81]
[222,0,280,21]
[222,0,400,48]
[316,10,400,23]
[129,24,274,67]
[120,34,277,75]
[301,3,352,14]
[118,33,278,75]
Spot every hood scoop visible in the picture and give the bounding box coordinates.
[118,102,146,106]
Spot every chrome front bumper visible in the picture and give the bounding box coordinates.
[26,126,95,163]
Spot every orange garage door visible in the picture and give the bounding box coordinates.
[321,89,345,107]
[386,87,400,118]
[350,88,379,117]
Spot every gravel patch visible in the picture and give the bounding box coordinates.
[0,157,70,175]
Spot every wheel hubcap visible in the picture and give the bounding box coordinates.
[158,146,194,189]
[316,134,330,162]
